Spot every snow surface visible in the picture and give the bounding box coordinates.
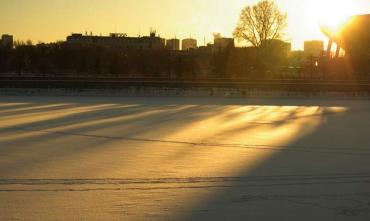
[0,96,370,220]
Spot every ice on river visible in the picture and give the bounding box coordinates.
[1,96,370,220]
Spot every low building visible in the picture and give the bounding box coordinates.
[182,38,197,51]
[1,34,13,48]
[262,39,292,56]
[214,37,234,52]
[166,38,180,50]
[66,32,165,50]
[304,40,324,57]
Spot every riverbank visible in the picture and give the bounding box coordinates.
[1,87,370,99]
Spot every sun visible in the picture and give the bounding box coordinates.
[309,0,355,29]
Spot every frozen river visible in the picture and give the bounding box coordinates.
[0,96,370,220]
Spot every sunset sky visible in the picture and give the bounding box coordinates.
[0,0,369,49]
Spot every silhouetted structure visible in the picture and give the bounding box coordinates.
[182,38,197,51]
[304,40,324,57]
[322,15,370,57]
[213,37,235,53]
[5,18,368,80]
[165,39,180,50]
[262,39,291,55]
[66,31,165,50]
[1,34,13,48]
[321,14,370,76]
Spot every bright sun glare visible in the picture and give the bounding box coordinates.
[310,0,355,28]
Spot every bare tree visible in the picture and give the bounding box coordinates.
[233,0,287,47]
[213,33,222,39]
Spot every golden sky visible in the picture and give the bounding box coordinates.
[0,0,369,49]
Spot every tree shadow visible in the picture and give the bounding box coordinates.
[177,100,370,220]
[1,96,370,219]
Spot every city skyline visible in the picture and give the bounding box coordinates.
[0,0,369,50]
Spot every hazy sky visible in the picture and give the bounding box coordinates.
[0,0,369,49]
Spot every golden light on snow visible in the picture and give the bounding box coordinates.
[0,98,350,220]
[0,101,349,179]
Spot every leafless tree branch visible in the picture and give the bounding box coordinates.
[233,0,287,47]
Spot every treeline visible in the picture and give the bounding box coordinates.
[0,41,292,79]
[0,42,368,80]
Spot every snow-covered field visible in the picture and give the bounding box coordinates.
[0,96,370,220]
